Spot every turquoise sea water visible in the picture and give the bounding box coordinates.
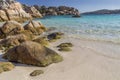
[34,14,120,43]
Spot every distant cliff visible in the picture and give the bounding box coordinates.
[83,9,120,15]
[0,0,42,22]
[32,5,80,17]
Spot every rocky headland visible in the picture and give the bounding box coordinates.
[83,9,120,15]
[27,5,80,17]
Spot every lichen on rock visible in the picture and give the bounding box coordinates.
[0,62,15,74]
[30,70,44,76]
[33,37,49,46]
[57,43,73,52]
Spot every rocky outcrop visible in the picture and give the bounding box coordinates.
[0,20,45,39]
[33,5,80,16]
[23,5,42,18]
[0,20,47,51]
[0,0,32,22]
[0,34,28,48]
[0,10,8,21]
[0,0,42,22]
[24,20,46,35]
[0,62,14,73]
[0,21,24,38]
[3,41,63,67]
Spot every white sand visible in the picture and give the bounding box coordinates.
[0,37,120,80]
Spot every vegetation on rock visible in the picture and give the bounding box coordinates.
[57,43,73,52]
[30,70,44,76]
[57,43,73,48]
[0,62,14,74]
[33,5,80,17]
[58,47,72,52]
[33,37,49,46]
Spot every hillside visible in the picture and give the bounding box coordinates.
[83,9,120,15]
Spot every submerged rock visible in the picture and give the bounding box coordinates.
[30,70,44,76]
[0,62,14,74]
[3,41,63,67]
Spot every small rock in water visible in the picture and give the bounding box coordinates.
[30,70,44,76]
[47,32,64,42]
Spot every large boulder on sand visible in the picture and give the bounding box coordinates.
[24,21,46,35]
[0,21,24,38]
[3,41,63,67]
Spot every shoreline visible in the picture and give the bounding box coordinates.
[0,36,120,80]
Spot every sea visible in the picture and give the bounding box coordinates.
[34,14,120,43]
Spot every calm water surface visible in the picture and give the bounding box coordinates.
[34,14,120,43]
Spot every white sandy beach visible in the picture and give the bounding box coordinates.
[0,36,120,80]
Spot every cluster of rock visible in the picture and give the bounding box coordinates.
[32,5,80,17]
[0,0,77,75]
[0,20,63,73]
[0,0,42,22]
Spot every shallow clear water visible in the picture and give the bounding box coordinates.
[34,14,120,43]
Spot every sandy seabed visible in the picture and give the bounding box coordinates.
[0,36,120,80]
